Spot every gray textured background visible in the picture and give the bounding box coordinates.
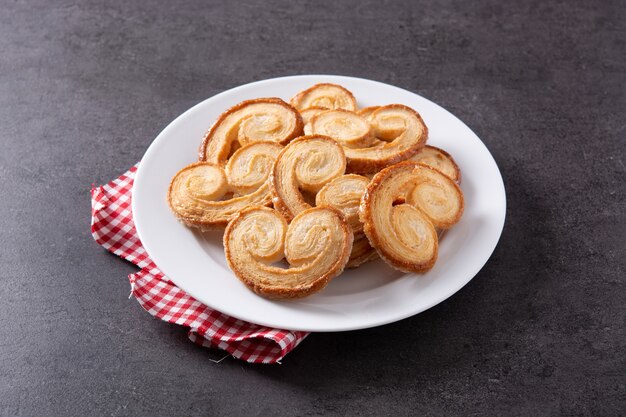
[1,0,624,415]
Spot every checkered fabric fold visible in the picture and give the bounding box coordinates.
[90,164,309,364]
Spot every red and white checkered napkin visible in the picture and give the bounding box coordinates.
[90,164,309,364]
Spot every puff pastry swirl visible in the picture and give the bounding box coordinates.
[290,83,357,111]
[360,161,464,273]
[169,141,282,229]
[315,174,370,233]
[409,145,461,183]
[271,135,346,221]
[336,104,428,173]
[199,98,303,165]
[305,109,376,149]
[224,206,353,299]
[316,174,377,268]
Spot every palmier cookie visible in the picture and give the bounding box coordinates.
[290,83,357,112]
[199,98,303,165]
[360,162,464,273]
[409,145,461,183]
[316,174,378,268]
[271,135,346,221]
[319,104,428,174]
[224,206,353,299]
[169,142,282,229]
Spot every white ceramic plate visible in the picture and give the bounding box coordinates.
[132,75,506,332]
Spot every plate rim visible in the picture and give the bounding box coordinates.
[132,74,507,332]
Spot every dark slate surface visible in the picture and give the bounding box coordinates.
[1,0,624,415]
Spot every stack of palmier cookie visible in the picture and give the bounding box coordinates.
[168,83,464,299]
